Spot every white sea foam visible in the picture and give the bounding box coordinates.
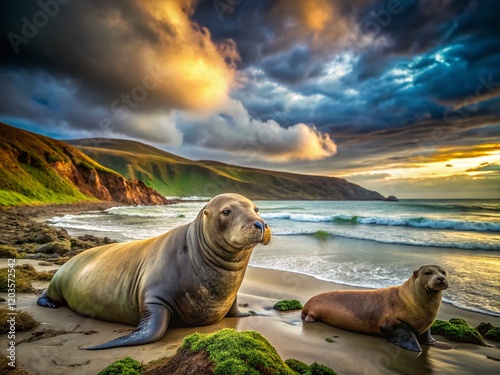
[262,211,500,232]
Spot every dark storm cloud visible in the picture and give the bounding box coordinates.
[0,0,240,143]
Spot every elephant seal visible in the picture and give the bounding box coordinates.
[37,193,271,350]
[301,265,448,352]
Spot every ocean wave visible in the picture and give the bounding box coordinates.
[403,201,500,213]
[261,212,332,222]
[104,206,188,218]
[270,230,500,250]
[262,211,500,232]
[167,196,211,201]
[48,214,102,223]
[50,222,124,232]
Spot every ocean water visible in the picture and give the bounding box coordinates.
[48,199,500,316]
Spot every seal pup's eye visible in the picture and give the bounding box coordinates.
[221,209,231,216]
[442,271,446,276]
[424,271,432,275]
[254,207,259,213]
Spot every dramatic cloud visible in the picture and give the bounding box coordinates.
[1,0,499,197]
[176,98,337,161]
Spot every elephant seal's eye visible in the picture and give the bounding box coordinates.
[254,207,259,213]
[222,209,231,216]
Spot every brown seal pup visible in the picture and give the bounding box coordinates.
[37,193,271,349]
[301,265,448,352]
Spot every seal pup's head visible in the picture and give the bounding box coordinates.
[202,193,271,252]
[413,265,449,294]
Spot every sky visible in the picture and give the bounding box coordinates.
[1,0,499,199]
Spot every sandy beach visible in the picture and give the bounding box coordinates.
[3,259,500,375]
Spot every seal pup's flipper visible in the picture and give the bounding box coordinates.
[382,324,422,352]
[418,328,454,350]
[418,328,436,345]
[85,303,171,350]
[37,290,59,308]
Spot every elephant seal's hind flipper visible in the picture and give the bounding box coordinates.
[84,304,171,350]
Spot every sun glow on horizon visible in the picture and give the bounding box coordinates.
[336,145,500,182]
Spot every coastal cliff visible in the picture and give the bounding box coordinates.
[0,123,168,206]
[68,138,385,201]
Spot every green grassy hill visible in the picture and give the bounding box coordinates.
[0,123,167,206]
[68,139,384,200]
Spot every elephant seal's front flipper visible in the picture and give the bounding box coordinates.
[382,324,422,352]
[85,304,171,350]
[37,290,59,308]
[225,296,250,318]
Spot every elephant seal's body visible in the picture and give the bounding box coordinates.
[301,265,448,352]
[37,193,271,349]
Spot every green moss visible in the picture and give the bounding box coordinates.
[0,245,20,259]
[0,264,54,293]
[285,359,309,374]
[182,328,297,375]
[431,319,486,345]
[0,307,39,334]
[0,355,30,374]
[98,357,144,375]
[308,362,337,375]
[273,300,303,311]
[179,329,337,375]
[0,268,34,293]
[476,322,494,336]
[483,327,500,341]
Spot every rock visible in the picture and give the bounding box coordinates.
[384,195,399,202]
[71,235,117,252]
[20,243,37,253]
[54,257,70,265]
[142,328,337,375]
[0,245,19,258]
[31,232,58,244]
[24,253,49,259]
[38,261,53,266]
[37,240,71,255]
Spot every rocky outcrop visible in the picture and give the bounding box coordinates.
[0,208,118,261]
[0,122,169,207]
[384,195,399,202]
[53,161,168,205]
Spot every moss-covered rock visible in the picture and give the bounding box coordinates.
[37,239,71,255]
[432,319,486,345]
[285,359,309,374]
[0,307,39,334]
[476,322,494,336]
[273,299,303,311]
[183,329,295,375]
[0,355,31,374]
[98,357,144,375]
[483,327,500,341]
[0,245,20,259]
[144,328,337,375]
[0,264,54,293]
[308,362,337,375]
[0,268,34,293]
